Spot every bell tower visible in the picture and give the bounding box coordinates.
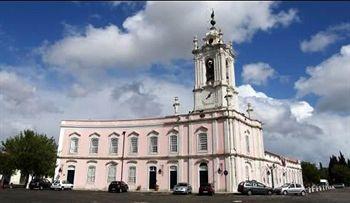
[193,10,238,112]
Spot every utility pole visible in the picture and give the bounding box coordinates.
[120,131,126,181]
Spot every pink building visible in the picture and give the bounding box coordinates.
[54,13,302,192]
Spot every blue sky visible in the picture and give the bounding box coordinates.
[0,2,349,163]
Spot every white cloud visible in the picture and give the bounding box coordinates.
[295,44,350,113]
[290,101,314,122]
[41,1,298,81]
[241,62,276,85]
[300,23,350,53]
[0,71,192,141]
[238,84,349,164]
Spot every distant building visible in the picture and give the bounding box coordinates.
[54,12,302,192]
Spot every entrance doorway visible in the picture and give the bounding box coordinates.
[67,166,75,184]
[199,163,208,186]
[169,166,177,189]
[149,166,157,189]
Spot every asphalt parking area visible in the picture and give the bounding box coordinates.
[0,188,349,203]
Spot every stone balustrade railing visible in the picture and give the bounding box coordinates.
[306,185,335,193]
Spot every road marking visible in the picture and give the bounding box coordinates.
[232,201,242,203]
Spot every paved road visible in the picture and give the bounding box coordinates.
[0,188,349,203]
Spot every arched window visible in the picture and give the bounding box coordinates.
[169,135,178,153]
[198,133,208,151]
[107,164,117,183]
[205,58,214,83]
[90,138,99,154]
[69,137,79,153]
[109,137,118,154]
[129,137,138,154]
[149,136,158,154]
[128,166,136,184]
[87,165,96,183]
[245,135,250,154]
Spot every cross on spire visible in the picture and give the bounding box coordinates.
[210,9,216,28]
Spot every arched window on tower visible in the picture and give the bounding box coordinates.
[206,58,214,83]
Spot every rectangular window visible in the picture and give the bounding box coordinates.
[69,138,78,153]
[198,133,207,151]
[170,135,178,153]
[246,135,250,153]
[109,138,118,154]
[130,137,138,153]
[87,166,96,183]
[149,136,158,153]
[90,138,99,154]
[107,165,116,183]
[128,166,136,184]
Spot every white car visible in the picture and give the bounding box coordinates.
[274,183,306,196]
[51,180,74,190]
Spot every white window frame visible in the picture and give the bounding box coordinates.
[89,137,99,154]
[148,136,158,154]
[128,166,136,184]
[197,133,208,152]
[69,137,79,154]
[129,136,138,154]
[169,134,178,153]
[87,165,96,183]
[109,137,118,154]
[107,164,117,183]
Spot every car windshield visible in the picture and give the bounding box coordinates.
[177,183,188,186]
[54,180,60,184]
[281,183,290,187]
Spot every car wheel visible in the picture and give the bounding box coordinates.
[247,190,252,196]
[39,186,43,190]
[268,190,272,195]
[283,190,288,195]
[61,187,64,191]
[301,191,306,196]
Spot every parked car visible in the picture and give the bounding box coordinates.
[50,180,73,190]
[274,183,306,196]
[108,181,129,193]
[173,182,192,194]
[199,183,215,195]
[238,180,273,195]
[333,183,345,188]
[29,178,51,190]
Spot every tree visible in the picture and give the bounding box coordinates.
[328,155,338,184]
[0,151,16,188]
[1,130,57,186]
[318,162,328,180]
[338,151,347,166]
[301,161,320,187]
[331,165,350,185]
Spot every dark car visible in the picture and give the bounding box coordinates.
[238,180,273,195]
[29,178,52,190]
[108,181,129,193]
[199,183,215,195]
